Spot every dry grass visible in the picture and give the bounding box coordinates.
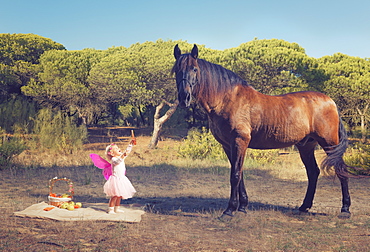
[1,135,370,251]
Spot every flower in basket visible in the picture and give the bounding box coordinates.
[48,177,74,200]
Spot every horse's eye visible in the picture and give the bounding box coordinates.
[193,67,197,72]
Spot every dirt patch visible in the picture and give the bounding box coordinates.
[2,136,370,251]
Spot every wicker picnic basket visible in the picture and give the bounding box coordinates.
[48,177,74,207]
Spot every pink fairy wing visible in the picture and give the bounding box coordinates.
[89,153,112,180]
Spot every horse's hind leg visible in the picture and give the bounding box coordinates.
[338,176,351,218]
[296,139,320,212]
[319,119,351,217]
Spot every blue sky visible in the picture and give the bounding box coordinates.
[1,0,369,58]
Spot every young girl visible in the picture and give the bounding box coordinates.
[104,140,136,214]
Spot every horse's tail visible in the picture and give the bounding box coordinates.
[321,119,355,178]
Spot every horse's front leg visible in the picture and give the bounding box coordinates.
[296,141,320,212]
[223,166,242,216]
[223,138,248,217]
[238,173,248,213]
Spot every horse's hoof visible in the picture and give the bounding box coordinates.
[223,209,234,216]
[237,208,247,214]
[292,209,309,216]
[219,209,234,221]
[298,206,309,213]
[218,213,233,222]
[338,211,351,219]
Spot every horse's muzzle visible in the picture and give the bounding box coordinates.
[178,93,191,108]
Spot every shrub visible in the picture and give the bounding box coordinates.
[0,129,27,169]
[32,108,87,154]
[178,127,226,160]
[0,96,38,133]
[246,148,279,165]
[178,127,279,164]
[344,143,370,175]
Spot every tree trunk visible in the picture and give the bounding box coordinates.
[148,100,179,149]
[138,105,146,126]
[356,104,369,143]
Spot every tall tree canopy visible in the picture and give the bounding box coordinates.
[88,40,196,145]
[89,40,194,106]
[0,33,65,97]
[319,53,370,141]
[220,39,326,94]
[0,33,65,65]
[21,49,104,124]
[2,33,367,147]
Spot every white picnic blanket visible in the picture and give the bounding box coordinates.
[13,202,145,222]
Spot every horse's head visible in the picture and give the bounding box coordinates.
[172,44,200,108]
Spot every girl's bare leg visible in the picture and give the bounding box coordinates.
[109,196,117,207]
[114,197,124,213]
[115,197,122,206]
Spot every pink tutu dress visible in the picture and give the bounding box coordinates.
[103,156,136,199]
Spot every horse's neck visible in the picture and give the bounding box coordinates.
[196,83,256,115]
[195,86,218,114]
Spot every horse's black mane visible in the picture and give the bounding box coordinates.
[197,57,249,93]
[172,54,249,97]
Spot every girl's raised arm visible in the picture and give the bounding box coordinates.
[123,130,136,157]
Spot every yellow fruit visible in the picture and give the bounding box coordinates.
[60,203,68,209]
[67,205,75,211]
[75,202,82,208]
[61,194,69,198]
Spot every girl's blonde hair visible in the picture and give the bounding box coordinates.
[105,143,115,161]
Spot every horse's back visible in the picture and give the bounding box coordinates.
[231,88,340,149]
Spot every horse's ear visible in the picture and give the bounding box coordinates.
[191,44,198,59]
[174,44,181,59]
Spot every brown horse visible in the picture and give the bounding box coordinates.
[172,44,354,218]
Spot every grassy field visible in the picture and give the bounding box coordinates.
[1,134,370,251]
